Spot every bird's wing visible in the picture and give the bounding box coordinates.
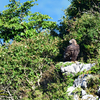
[65,45,74,56]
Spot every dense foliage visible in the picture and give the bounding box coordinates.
[0,0,56,42]
[0,0,100,99]
[59,0,100,61]
[60,11,100,61]
[0,32,60,99]
[65,0,100,18]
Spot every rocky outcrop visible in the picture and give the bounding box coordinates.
[60,61,95,75]
[67,74,100,100]
[97,87,100,97]
[73,74,91,88]
[60,61,100,100]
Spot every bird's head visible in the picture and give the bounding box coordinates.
[69,39,77,45]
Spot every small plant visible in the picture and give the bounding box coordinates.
[55,62,74,68]
[0,31,60,99]
[72,86,82,98]
[86,75,100,96]
[63,62,74,67]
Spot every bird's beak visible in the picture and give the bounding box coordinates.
[69,40,72,44]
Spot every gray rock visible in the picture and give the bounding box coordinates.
[80,63,95,72]
[73,75,84,87]
[82,95,96,100]
[60,62,95,75]
[67,86,75,95]
[97,87,100,97]
[73,74,93,89]
[61,63,80,74]
[81,89,86,96]
[73,94,79,100]
[81,78,87,89]
[61,62,98,100]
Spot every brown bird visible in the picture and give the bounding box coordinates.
[63,39,80,62]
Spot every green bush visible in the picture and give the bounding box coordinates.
[0,0,100,99]
[0,0,57,42]
[61,12,100,62]
[64,0,100,18]
[0,32,59,99]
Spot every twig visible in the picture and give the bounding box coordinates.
[37,69,43,86]
[7,88,14,100]
[92,0,100,12]
[24,63,36,90]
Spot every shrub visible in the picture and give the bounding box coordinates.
[62,12,100,62]
[0,32,59,99]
